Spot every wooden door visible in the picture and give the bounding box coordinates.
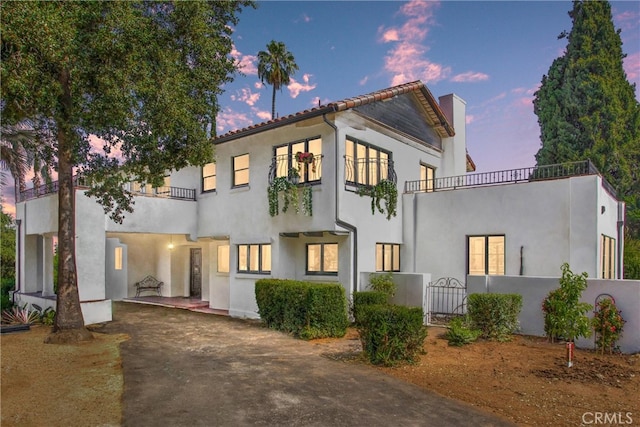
[190,248,202,298]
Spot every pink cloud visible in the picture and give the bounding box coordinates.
[215,107,253,133]
[450,72,489,83]
[379,1,449,84]
[231,45,257,75]
[359,76,369,86]
[230,87,261,106]
[624,51,639,82]
[255,110,272,121]
[287,74,317,98]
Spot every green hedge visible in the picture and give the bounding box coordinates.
[357,304,427,366]
[255,279,349,340]
[1,277,15,311]
[352,291,387,324]
[467,293,522,341]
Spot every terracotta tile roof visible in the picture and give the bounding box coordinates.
[214,80,455,144]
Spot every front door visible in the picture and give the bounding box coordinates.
[190,248,202,298]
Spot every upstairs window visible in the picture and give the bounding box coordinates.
[468,235,505,275]
[202,162,216,192]
[420,163,435,192]
[274,137,322,183]
[233,154,250,187]
[345,137,391,186]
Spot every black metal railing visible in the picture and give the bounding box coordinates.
[268,153,323,184]
[404,160,615,195]
[344,156,397,186]
[19,176,195,202]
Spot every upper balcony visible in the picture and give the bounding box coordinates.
[344,156,397,187]
[18,176,196,203]
[268,153,323,184]
[403,160,616,197]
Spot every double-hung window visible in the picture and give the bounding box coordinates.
[306,243,338,275]
[345,137,391,186]
[202,162,216,192]
[468,235,505,275]
[376,243,400,272]
[274,137,322,183]
[601,235,615,279]
[237,244,271,274]
[233,154,250,187]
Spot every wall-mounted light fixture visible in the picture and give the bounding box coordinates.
[168,235,174,250]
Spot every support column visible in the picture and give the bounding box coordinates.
[42,234,55,297]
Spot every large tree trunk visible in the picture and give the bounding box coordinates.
[45,69,93,344]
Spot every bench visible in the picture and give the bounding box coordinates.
[134,275,163,297]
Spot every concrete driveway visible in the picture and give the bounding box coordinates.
[102,302,515,427]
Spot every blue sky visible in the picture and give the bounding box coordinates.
[219,0,640,173]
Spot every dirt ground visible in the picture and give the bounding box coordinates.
[2,322,639,427]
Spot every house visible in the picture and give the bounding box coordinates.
[13,81,625,324]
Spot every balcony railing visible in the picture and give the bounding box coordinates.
[19,176,196,202]
[268,153,323,184]
[344,156,397,186]
[404,160,616,196]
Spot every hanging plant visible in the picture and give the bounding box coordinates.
[295,151,316,173]
[267,171,312,217]
[358,179,397,220]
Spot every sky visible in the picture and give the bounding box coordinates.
[2,0,639,215]
[218,0,640,172]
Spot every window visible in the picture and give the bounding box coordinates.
[217,245,229,273]
[468,235,505,275]
[202,162,216,192]
[237,244,271,274]
[114,247,123,270]
[420,164,435,192]
[306,243,338,275]
[376,243,400,272]
[345,137,391,186]
[601,235,615,279]
[233,154,250,187]
[153,175,171,197]
[274,137,322,183]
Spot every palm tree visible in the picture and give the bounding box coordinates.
[257,40,299,120]
[0,125,33,203]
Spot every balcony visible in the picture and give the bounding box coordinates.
[344,156,397,187]
[403,160,616,196]
[19,176,196,202]
[268,153,323,184]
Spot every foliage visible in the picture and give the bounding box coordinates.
[351,291,388,325]
[358,179,398,220]
[1,304,40,325]
[32,304,56,326]
[356,304,427,366]
[541,263,593,342]
[1,1,254,336]
[592,298,625,354]
[255,279,348,340]
[267,173,312,216]
[467,293,522,342]
[533,0,640,238]
[445,316,481,347]
[367,272,396,299]
[257,40,299,120]
[623,237,640,280]
[0,208,16,281]
[1,277,15,311]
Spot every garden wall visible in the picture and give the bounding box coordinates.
[467,275,640,354]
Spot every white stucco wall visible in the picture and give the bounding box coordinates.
[407,175,617,282]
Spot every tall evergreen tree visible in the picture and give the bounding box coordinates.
[533,0,640,253]
[257,40,299,120]
[1,1,254,342]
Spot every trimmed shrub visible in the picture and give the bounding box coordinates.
[445,316,481,346]
[357,304,427,366]
[351,291,387,325]
[467,293,522,342]
[255,279,348,339]
[367,272,396,299]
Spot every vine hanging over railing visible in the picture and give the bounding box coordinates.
[358,179,397,220]
[268,169,312,217]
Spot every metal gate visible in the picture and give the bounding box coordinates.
[425,277,467,325]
